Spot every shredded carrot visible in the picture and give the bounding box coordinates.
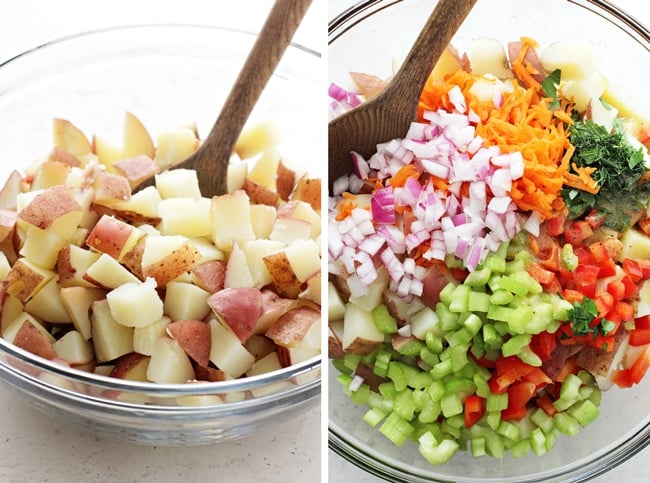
[389,164,419,188]
[510,37,542,91]
[335,192,357,220]
[563,162,600,194]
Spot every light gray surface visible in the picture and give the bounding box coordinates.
[327,0,650,481]
[0,1,324,482]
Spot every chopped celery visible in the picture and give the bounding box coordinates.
[483,254,507,273]
[561,243,578,271]
[463,313,483,336]
[343,353,361,373]
[394,389,416,420]
[471,437,487,457]
[468,291,491,313]
[350,383,370,404]
[428,380,446,402]
[531,407,555,433]
[487,393,508,412]
[558,373,583,404]
[517,345,543,367]
[489,289,514,305]
[449,284,471,313]
[425,331,444,354]
[363,407,387,427]
[473,373,491,398]
[446,414,466,429]
[441,419,462,439]
[554,412,580,435]
[372,304,398,333]
[482,324,502,349]
[395,337,425,357]
[379,411,414,446]
[464,267,492,287]
[568,399,600,427]
[450,344,469,372]
[378,381,397,401]
[445,327,473,347]
[410,371,434,390]
[418,436,459,465]
[437,303,460,331]
[441,393,463,418]
[511,438,531,458]
[530,428,548,456]
[419,397,442,423]
[486,411,502,431]
[485,431,505,459]
[420,347,440,367]
[497,420,520,441]
[445,376,476,399]
[501,334,532,357]
[438,282,457,306]
[373,349,392,378]
[430,359,453,380]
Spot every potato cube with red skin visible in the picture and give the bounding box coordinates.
[108,352,150,381]
[254,289,296,335]
[262,251,302,298]
[3,258,55,302]
[85,214,141,261]
[17,185,82,239]
[208,318,255,378]
[0,209,16,244]
[190,259,226,293]
[57,245,101,288]
[266,305,321,349]
[112,155,159,190]
[52,118,92,157]
[166,319,211,367]
[290,177,321,212]
[93,170,132,203]
[141,235,199,287]
[207,287,263,344]
[3,313,57,360]
[276,161,296,201]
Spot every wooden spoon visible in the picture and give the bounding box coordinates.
[143,0,313,196]
[328,0,477,192]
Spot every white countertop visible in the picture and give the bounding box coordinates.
[0,1,323,482]
[327,0,650,482]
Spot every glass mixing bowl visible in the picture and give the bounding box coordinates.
[0,24,322,445]
[328,0,649,480]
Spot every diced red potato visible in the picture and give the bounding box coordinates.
[0,115,320,385]
[266,305,321,349]
[207,287,263,344]
[166,320,211,367]
[190,259,226,294]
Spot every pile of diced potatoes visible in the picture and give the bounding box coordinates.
[0,112,321,398]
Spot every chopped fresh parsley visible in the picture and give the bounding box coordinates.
[566,296,617,341]
[562,117,650,230]
[541,69,562,110]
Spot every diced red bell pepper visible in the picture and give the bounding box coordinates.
[606,279,626,303]
[522,367,552,390]
[464,394,486,428]
[613,368,634,388]
[563,221,593,247]
[630,345,650,384]
[629,328,650,346]
[621,258,650,282]
[563,289,585,304]
[543,215,565,237]
[588,241,609,263]
[529,331,557,362]
[527,262,556,286]
[614,301,635,322]
[597,258,617,278]
[501,381,537,421]
[639,217,650,237]
[584,210,605,229]
[489,356,536,394]
[620,274,639,299]
[573,264,600,298]
[535,394,557,417]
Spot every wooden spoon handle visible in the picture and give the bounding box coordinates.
[202,0,313,156]
[385,0,477,102]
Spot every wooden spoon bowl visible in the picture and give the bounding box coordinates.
[328,0,477,192]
